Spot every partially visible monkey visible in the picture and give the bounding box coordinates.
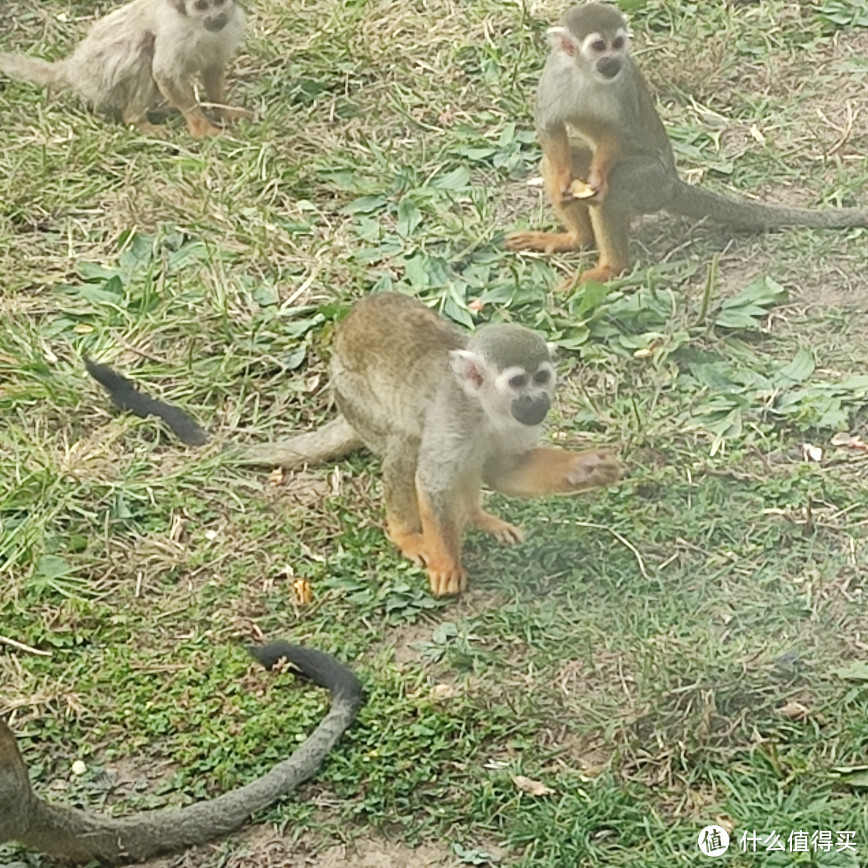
[86,293,621,597]
[0,0,246,137]
[0,641,363,865]
[507,2,868,283]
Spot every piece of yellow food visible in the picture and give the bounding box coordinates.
[569,179,597,199]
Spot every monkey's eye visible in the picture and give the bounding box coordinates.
[612,36,625,50]
[533,370,551,385]
[591,39,606,52]
[194,0,208,9]
[509,373,529,389]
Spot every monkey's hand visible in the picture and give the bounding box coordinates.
[564,449,620,491]
[486,447,620,497]
[581,169,609,205]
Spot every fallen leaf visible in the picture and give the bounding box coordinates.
[802,443,823,462]
[430,683,459,700]
[777,701,810,721]
[831,432,868,451]
[512,775,555,797]
[833,662,868,682]
[291,578,313,606]
[832,766,868,788]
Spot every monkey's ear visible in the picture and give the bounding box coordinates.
[450,349,489,396]
[548,26,578,58]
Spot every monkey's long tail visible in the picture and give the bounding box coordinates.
[85,356,209,447]
[236,416,365,468]
[0,52,70,88]
[84,357,363,466]
[0,642,363,865]
[668,178,868,230]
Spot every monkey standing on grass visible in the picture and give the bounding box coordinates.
[85,293,621,598]
[0,642,363,865]
[0,0,247,137]
[507,2,868,283]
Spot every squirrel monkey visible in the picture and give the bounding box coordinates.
[0,642,362,865]
[507,2,868,283]
[0,0,247,137]
[241,293,620,597]
[85,294,620,598]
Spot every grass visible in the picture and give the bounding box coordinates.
[2,0,868,865]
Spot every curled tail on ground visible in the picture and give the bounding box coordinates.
[85,357,363,466]
[0,641,363,865]
[0,53,69,88]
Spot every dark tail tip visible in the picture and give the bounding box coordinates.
[248,641,363,704]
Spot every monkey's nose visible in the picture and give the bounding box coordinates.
[511,394,550,426]
[597,57,622,79]
[204,13,228,31]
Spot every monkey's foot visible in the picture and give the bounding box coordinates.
[473,510,525,546]
[426,564,468,597]
[577,263,626,284]
[132,120,165,136]
[506,230,585,254]
[565,450,621,491]
[188,117,222,138]
[388,528,428,567]
[219,105,254,123]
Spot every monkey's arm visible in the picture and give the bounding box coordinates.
[484,447,620,498]
[0,642,363,865]
[538,124,575,206]
[84,357,209,447]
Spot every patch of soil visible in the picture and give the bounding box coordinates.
[144,826,461,868]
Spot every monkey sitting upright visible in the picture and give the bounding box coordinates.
[86,294,621,598]
[240,293,621,597]
[507,2,868,283]
[0,0,247,137]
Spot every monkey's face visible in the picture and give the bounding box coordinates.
[183,0,234,32]
[549,5,631,84]
[578,28,630,82]
[452,347,556,429]
[499,364,555,426]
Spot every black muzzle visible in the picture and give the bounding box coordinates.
[511,394,550,426]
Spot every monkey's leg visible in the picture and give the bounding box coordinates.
[578,155,679,283]
[507,134,595,253]
[415,483,467,597]
[383,451,427,566]
[153,72,221,138]
[581,197,631,283]
[202,65,251,123]
[486,447,620,498]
